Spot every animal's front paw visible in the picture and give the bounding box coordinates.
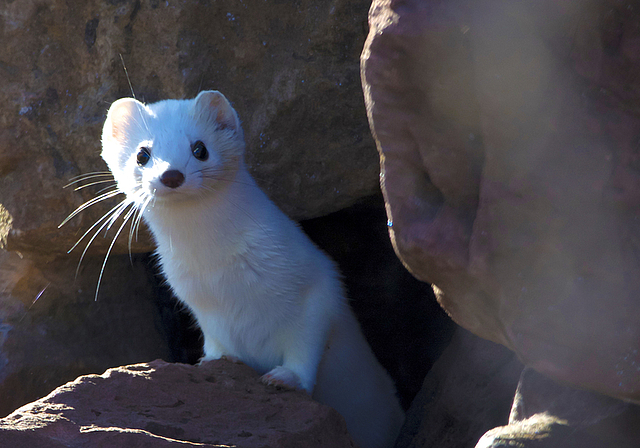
[261,366,304,391]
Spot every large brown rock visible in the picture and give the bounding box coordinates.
[0,0,377,256]
[0,359,356,447]
[362,0,640,402]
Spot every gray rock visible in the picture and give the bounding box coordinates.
[0,250,173,417]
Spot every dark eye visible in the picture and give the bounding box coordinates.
[137,147,151,166]
[192,140,208,161]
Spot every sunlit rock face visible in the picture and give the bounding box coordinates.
[362,0,640,403]
[0,360,356,448]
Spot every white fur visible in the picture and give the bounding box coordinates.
[101,91,404,448]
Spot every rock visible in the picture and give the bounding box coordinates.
[0,250,178,417]
[476,413,591,448]
[0,0,378,256]
[361,0,640,401]
[396,327,523,448]
[0,359,356,447]
[476,368,640,448]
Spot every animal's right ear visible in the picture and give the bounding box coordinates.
[103,98,146,144]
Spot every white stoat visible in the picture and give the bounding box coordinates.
[100,90,404,448]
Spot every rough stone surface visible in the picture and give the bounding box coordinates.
[0,0,378,256]
[476,413,594,448]
[476,368,640,448]
[362,0,640,402]
[0,359,356,447]
[395,327,523,448]
[0,250,178,418]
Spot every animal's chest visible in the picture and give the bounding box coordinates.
[163,234,276,295]
[147,210,307,371]
[171,264,291,372]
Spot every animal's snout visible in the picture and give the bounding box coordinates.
[160,170,185,189]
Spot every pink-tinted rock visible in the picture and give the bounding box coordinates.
[362,0,640,402]
[0,359,356,448]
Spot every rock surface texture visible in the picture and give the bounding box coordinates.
[0,250,176,418]
[476,368,640,448]
[0,0,377,256]
[0,359,356,448]
[396,328,523,448]
[362,0,640,403]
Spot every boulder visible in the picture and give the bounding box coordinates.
[0,359,356,447]
[361,0,640,402]
[0,250,177,418]
[0,0,378,256]
[396,327,523,448]
[476,368,640,448]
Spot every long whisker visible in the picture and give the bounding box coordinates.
[73,179,116,191]
[68,195,130,253]
[95,201,139,301]
[74,199,133,278]
[58,188,122,228]
[129,194,151,255]
[123,189,148,249]
[105,195,133,232]
[66,171,113,181]
[120,54,151,136]
[95,184,119,195]
[64,173,114,188]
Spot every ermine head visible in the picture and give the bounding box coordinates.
[101,90,245,204]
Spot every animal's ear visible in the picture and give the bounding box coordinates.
[193,90,241,132]
[103,98,146,144]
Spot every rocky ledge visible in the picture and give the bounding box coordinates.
[0,359,355,448]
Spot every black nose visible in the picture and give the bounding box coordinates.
[160,170,185,189]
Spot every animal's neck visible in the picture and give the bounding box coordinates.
[143,167,270,260]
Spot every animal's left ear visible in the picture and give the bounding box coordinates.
[193,90,241,132]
